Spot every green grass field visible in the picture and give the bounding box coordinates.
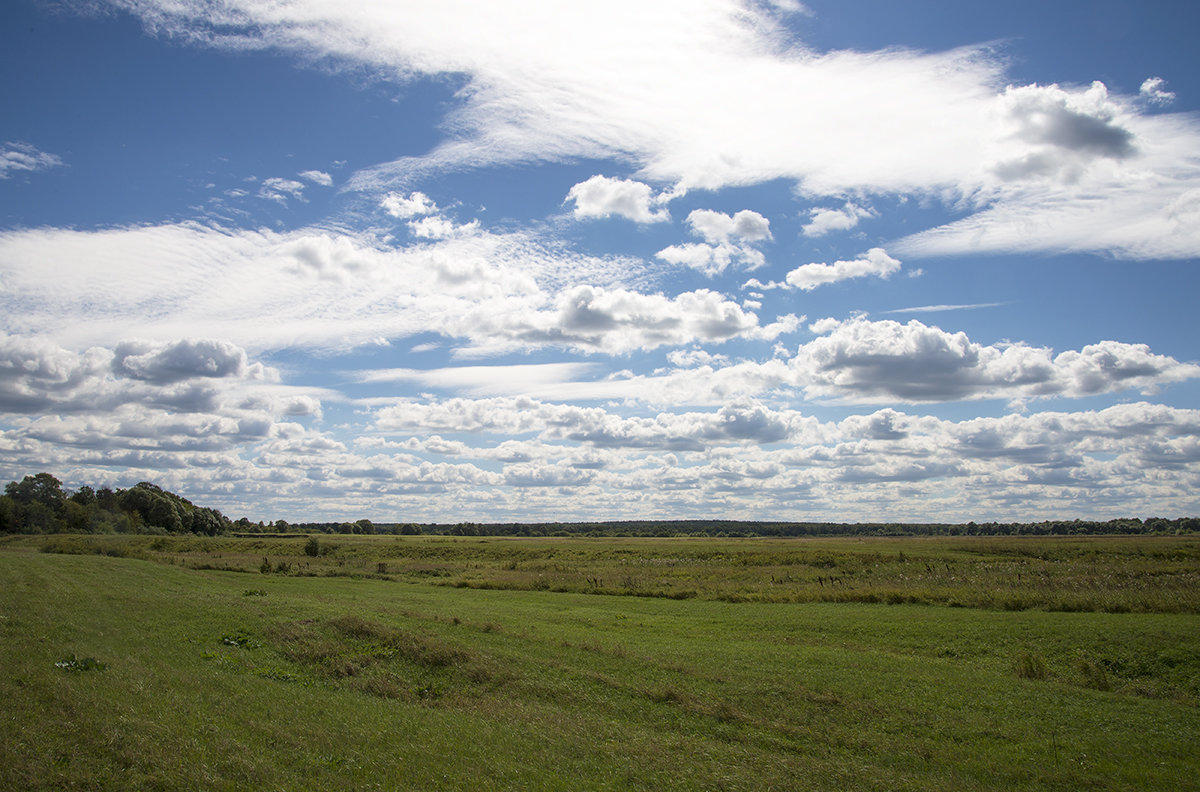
[2,534,1198,790]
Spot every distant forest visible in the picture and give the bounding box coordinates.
[2,472,1197,538]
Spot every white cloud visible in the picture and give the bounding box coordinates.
[789,317,1200,403]
[110,338,266,383]
[884,302,1006,315]
[381,191,439,218]
[801,201,873,237]
[408,215,480,239]
[783,248,901,291]
[990,81,1135,183]
[0,333,329,420]
[258,177,306,204]
[355,362,598,397]
[686,209,772,244]
[0,142,63,179]
[0,220,784,357]
[898,81,1200,259]
[656,209,771,276]
[299,169,334,186]
[1139,77,1175,106]
[565,175,670,223]
[104,0,1200,260]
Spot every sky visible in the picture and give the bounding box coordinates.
[2,0,1199,524]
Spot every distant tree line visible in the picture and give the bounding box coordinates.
[282,517,1199,538]
[0,473,233,536]
[3,471,1197,537]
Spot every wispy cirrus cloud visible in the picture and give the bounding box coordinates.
[0,142,63,179]
[0,218,791,356]
[97,0,1200,260]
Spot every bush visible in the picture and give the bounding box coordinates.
[304,537,321,557]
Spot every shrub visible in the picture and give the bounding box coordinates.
[304,537,320,557]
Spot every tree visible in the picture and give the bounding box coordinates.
[5,473,66,510]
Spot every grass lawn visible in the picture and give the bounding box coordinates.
[1,535,1198,790]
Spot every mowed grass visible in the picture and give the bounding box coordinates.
[1,536,1198,790]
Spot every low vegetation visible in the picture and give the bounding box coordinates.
[2,533,1198,790]
[22,531,1200,613]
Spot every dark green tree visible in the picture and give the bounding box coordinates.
[5,473,66,510]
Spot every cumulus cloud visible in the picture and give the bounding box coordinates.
[408,215,480,239]
[657,209,771,276]
[783,248,901,291]
[565,175,670,223]
[1139,77,1175,106]
[801,201,873,237]
[381,191,439,218]
[789,317,1200,403]
[991,81,1135,182]
[0,333,318,418]
[495,285,773,354]
[110,338,263,383]
[687,209,772,244]
[0,334,111,413]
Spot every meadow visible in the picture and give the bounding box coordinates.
[2,533,1198,790]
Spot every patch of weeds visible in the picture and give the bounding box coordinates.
[253,666,306,684]
[54,654,107,672]
[222,630,261,649]
[242,589,268,597]
[1014,650,1049,680]
[265,614,486,702]
[1075,655,1113,691]
[412,682,446,700]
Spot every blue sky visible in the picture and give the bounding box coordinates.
[2,0,1199,523]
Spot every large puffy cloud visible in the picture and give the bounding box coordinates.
[99,0,1200,259]
[790,317,1200,403]
[991,82,1136,182]
[111,339,264,383]
[565,175,670,223]
[0,333,322,418]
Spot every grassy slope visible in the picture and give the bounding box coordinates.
[1,543,1198,790]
